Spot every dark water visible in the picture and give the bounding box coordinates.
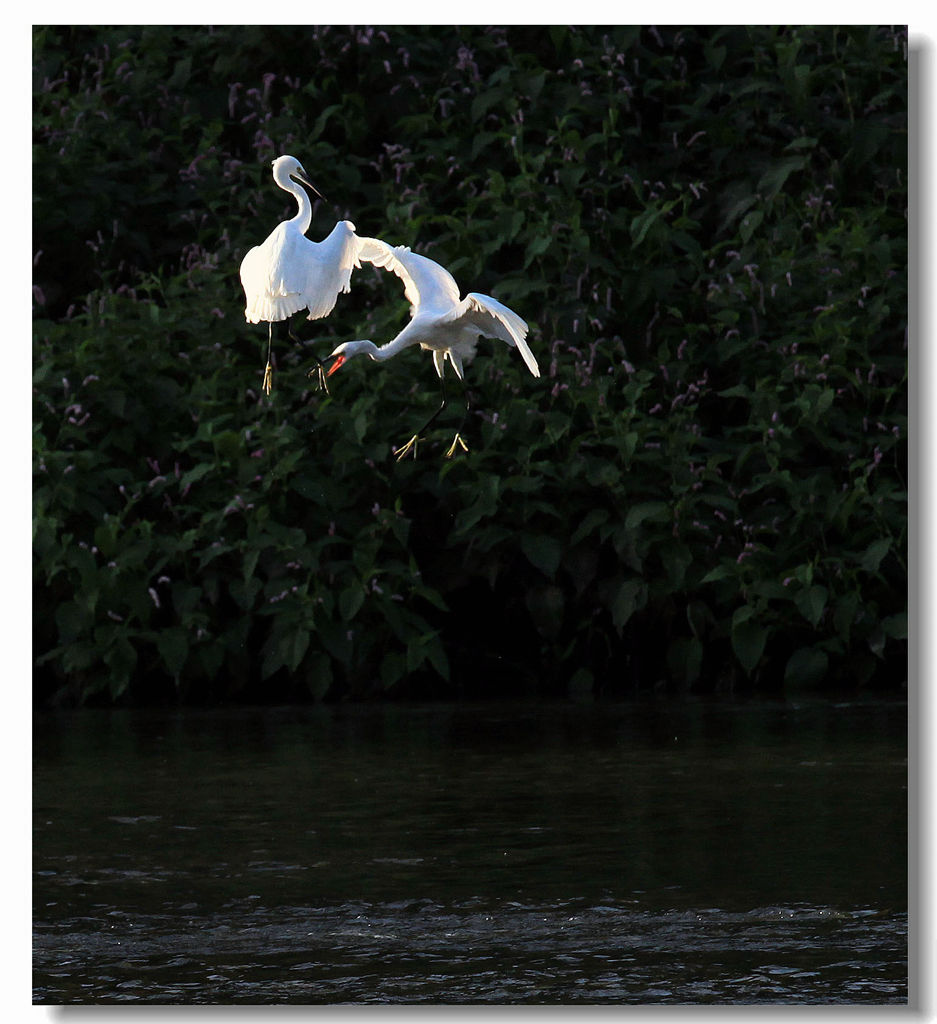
[33,699,907,1004]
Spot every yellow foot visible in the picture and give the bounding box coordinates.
[394,435,421,461]
[444,432,469,458]
[263,361,273,396]
[306,363,330,395]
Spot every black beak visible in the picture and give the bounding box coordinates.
[294,167,324,201]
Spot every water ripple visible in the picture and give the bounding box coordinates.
[34,899,906,1004]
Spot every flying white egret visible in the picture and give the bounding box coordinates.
[327,241,539,460]
[239,154,378,394]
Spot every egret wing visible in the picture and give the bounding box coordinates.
[355,238,421,308]
[298,221,361,320]
[358,241,461,314]
[451,293,540,377]
[240,221,367,324]
[240,225,308,323]
[393,248,462,314]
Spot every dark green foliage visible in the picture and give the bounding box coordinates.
[33,26,907,704]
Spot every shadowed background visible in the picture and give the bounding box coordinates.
[32,26,907,705]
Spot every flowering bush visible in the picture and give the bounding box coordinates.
[33,26,907,703]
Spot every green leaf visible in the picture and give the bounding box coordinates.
[339,585,364,621]
[470,87,502,122]
[179,462,213,489]
[686,599,713,639]
[521,533,563,578]
[168,56,192,89]
[630,200,676,247]
[526,585,564,638]
[860,538,891,573]
[56,600,90,642]
[833,592,860,643]
[714,309,740,325]
[286,628,310,673]
[795,585,828,627]
[670,230,702,258]
[172,583,202,619]
[882,612,907,640]
[263,627,310,679]
[721,193,758,229]
[230,576,261,611]
[61,642,97,675]
[667,635,703,685]
[815,389,835,416]
[704,42,726,70]
[567,667,594,698]
[625,501,669,530]
[700,564,735,585]
[611,579,643,631]
[424,634,450,681]
[784,646,829,689]
[380,651,406,690]
[661,544,692,589]
[868,623,886,659]
[570,508,609,545]
[524,233,552,268]
[157,627,189,677]
[731,620,768,674]
[630,207,661,246]
[103,638,137,698]
[470,131,499,160]
[739,209,763,243]
[757,156,806,200]
[731,604,755,629]
[454,476,499,533]
[318,619,353,665]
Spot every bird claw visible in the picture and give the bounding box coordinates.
[263,361,273,396]
[394,435,421,461]
[444,433,469,458]
[306,362,330,395]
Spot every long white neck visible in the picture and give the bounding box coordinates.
[343,334,415,363]
[274,167,312,234]
[368,331,420,363]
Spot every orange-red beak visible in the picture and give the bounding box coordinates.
[327,354,345,377]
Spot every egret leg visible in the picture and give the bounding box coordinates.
[444,433,469,458]
[262,321,274,395]
[306,360,330,393]
[444,381,472,459]
[289,317,330,395]
[393,434,422,461]
[394,376,449,461]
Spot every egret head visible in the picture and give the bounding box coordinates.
[327,340,375,376]
[272,154,323,199]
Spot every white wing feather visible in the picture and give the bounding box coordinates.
[358,240,461,314]
[454,293,540,377]
[240,220,362,324]
[356,240,538,379]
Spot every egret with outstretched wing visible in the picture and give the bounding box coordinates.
[240,154,374,393]
[327,241,539,459]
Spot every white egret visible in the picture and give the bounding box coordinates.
[327,241,539,459]
[239,154,376,394]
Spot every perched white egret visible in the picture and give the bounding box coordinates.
[327,241,539,459]
[240,154,376,394]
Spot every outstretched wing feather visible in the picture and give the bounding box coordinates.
[240,221,361,323]
[452,293,540,377]
[356,238,421,309]
[357,239,461,313]
[300,221,360,320]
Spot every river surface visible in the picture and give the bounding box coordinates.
[33,698,907,1004]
